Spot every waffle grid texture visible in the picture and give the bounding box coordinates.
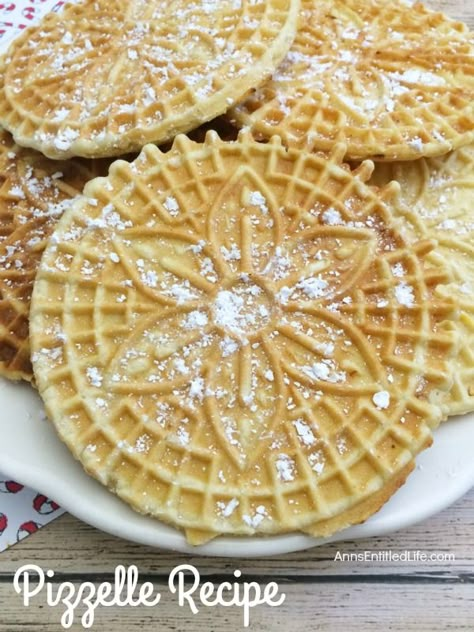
[30,134,458,543]
[0,130,110,381]
[229,0,474,161]
[370,144,474,416]
[0,0,300,159]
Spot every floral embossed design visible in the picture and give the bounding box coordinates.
[106,166,382,470]
[0,0,298,158]
[31,138,457,540]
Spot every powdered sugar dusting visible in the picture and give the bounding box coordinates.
[373,391,390,410]
[275,454,296,482]
[395,282,415,308]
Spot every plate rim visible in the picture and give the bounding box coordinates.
[1,379,473,558]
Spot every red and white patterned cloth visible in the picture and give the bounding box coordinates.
[0,1,66,46]
[0,0,70,552]
[0,479,63,552]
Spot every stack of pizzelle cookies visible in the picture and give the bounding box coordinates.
[0,0,473,545]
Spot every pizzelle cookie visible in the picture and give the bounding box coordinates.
[0,130,110,381]
[0,0,299,159]
[30,134,458,544]
[370,145,474,416]
[229,0,474,161]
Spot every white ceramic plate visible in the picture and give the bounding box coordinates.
[1,378,473,557]
[0,0,473,558]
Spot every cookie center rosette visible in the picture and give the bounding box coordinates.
[30,133,457,544]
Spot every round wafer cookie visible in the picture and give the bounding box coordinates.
[229,0,474,161]
[0,130,111,381]
[30,134,458,544]
[0,0,299,159]
[370,145,474,416]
